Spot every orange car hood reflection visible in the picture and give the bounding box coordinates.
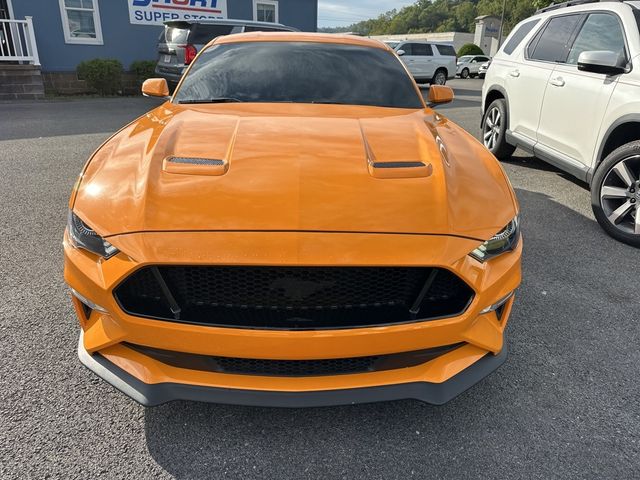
[73,102,517,240]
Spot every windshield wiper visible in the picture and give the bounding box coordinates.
[178,97,243,104]
[310,100,347,105]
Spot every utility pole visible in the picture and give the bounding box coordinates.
[498,0,507,48]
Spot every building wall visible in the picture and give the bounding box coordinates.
[12,0,317,72]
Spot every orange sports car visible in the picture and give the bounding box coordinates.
[64,32,521,407]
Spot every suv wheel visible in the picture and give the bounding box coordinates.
[481,99,516,159]
[431,69,447,85]
[460,68,469,79]
[591,141,640,247]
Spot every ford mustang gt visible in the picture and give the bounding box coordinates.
[64,32,522,407]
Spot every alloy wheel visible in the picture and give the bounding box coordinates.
[600,155,640,235]
[434,71,446,85]
[483,106,501,150]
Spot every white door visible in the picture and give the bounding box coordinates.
[536,13,626,168]
[506,13,584,143]
[399,43,423,78]
[415,43,436,78]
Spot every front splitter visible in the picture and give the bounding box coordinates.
[78,332,507,408]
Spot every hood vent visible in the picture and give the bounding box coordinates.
[371,161,427,169]
[163,156,228,176]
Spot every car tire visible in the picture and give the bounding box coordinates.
[591,141,640,247]
[481,99,516,159]
[479,74,485,79]
[460,68,469,79]
[431,69,447,85]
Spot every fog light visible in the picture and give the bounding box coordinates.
[480,292,514,314]
[70,288,108,314]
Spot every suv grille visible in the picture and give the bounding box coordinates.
[114,266,474,330]
[125,342,465,377]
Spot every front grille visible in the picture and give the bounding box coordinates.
[125,342,465,377]
[114,266,474,330]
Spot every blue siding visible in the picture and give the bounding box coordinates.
[12,0,317,72]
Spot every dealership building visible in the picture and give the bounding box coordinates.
[0,0,318,98]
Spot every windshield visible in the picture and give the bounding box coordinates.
[458,55,473,62]
[174,41,424,109]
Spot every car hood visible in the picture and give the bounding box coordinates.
[73,102,517,241]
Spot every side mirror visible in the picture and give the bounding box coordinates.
[427,85,454,106]
[397,49,405,56]
[577,50,626,75]
[142,78,170,98]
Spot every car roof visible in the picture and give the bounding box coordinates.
[396,39,449,44]
[213,32,391,50]
[164,19,296,30]
[534,0,638,15]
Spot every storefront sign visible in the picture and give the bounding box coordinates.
[128,0,228,25]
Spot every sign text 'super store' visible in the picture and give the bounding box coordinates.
[128,0,228,25]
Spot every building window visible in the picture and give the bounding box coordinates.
[59,0,103,45]
[253,0,279,23]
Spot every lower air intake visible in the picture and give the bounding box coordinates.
[125,342,465,377]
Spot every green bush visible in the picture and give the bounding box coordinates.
[77,58,123,95]
[130,60,157,86]
[457,43,484,57]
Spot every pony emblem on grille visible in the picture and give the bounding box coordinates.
[269,277,335,302]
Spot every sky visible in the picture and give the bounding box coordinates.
[318,0,416,28]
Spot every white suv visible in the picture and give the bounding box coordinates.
[389,41,457,85]
[482,0,640,247]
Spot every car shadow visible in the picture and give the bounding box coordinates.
[504,153,591,191]
[142,189,639,479]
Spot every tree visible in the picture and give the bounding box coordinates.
[321,0,552,38]
[457,43,485,56]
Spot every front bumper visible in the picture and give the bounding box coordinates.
[66,230,521,407]
[78,331,508,407]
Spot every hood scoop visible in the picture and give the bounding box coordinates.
[163,156,229,176]
[360,123,433,179]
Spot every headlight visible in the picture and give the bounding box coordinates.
[470,216,520,262]
[67,211,118,259]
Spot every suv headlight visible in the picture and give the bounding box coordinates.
[67,211,118,259]
[470,216,520,262]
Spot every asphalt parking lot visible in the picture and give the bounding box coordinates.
[1,79,638,479]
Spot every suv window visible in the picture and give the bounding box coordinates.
[160,26,189,44]
[399,43,412,55]
[566,13,626,64]
[410,43,433,56]
[175,42,424,109]
[528,14,583,63]
[189,24,236,44]
[503,19,540,55]
[435,44,456,56]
